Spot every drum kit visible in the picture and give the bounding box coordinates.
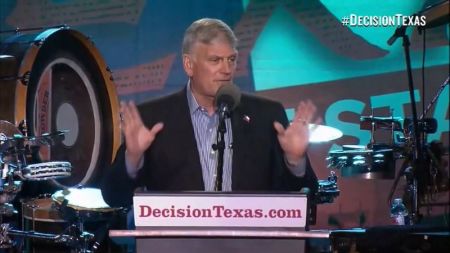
[326,108,449,223]
[0,120,121,253]
[0,25,122,252]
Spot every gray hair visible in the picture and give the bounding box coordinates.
[182,18,238,54]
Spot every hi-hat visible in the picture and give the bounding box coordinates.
[309,124,343,143]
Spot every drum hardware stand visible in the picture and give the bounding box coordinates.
[0,121,79,251]
[56,200,101,252]
[0,163,22,217]
[54,223,99,253]
[0,71,31,86]
[361,111,403,152]
[0,224,14,249]
[316,170,340,204]
[0,222,100,252]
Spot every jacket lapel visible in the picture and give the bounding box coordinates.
[172,88,204,189]
[230,104,251,189]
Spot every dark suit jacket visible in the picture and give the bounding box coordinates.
[101,87,318,207]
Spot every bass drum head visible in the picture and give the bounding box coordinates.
[24,29,120,188]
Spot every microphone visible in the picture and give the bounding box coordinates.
[214,84,241,119]
[212,84,240,191]
[387,24,407,46]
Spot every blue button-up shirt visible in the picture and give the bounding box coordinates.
[187,83,233,191]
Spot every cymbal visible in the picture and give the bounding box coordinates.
[1,130,67,147]
[309,124,343,143]
[418,0,449,29]
[328,148,393,155]
[0,120,21,138]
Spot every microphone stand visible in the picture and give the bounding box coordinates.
[212,108,228,191]
[388,24,424,224]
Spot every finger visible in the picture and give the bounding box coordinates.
[293,101,306,122]
[120,101,133,123]
[119,101,127,117]
[292,113,307,126]
[120,103,133,132]
[150,122,164,136]
[273,121,285,135]
[304,100,317,123]
[295,101,312,124]
[313,116,323,126]
[120,114,128,131]
[296,100,317,124]
[128,101,142,123]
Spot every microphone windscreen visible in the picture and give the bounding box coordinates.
[214,84,241,111]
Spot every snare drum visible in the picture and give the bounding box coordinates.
[52,187,119,222]
[22,161,71,181]
[22,196,69,253]
[22,196,65,223]
[22,190,119,252]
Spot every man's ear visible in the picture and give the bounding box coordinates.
[182,54,193,76]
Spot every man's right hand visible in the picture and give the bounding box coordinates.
[120,101,164,177]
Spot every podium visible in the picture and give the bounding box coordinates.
[109,192,328,253]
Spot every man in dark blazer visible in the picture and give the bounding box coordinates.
[101,18,318,208]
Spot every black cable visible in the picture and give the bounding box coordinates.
[421,29,426,120]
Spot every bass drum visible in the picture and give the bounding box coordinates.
[0,27,121,187]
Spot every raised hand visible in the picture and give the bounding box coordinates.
[273,100,318,166]
[120,101,164,174]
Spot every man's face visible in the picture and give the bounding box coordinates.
[183,37,238,104]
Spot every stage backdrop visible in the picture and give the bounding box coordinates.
[0,0,448,229]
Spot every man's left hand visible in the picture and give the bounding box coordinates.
[273,100,318,166]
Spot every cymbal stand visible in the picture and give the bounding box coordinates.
[389,110,396,146]
[420,76,449,120]
[387,24,423,224]
[416,76,449,206]
[369,109,376,148]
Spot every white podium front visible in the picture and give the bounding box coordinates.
[110,192,323,253]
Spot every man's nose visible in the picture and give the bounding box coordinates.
[221,60,232,74]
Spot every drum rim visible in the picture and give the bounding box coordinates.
[32,56,101,185]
